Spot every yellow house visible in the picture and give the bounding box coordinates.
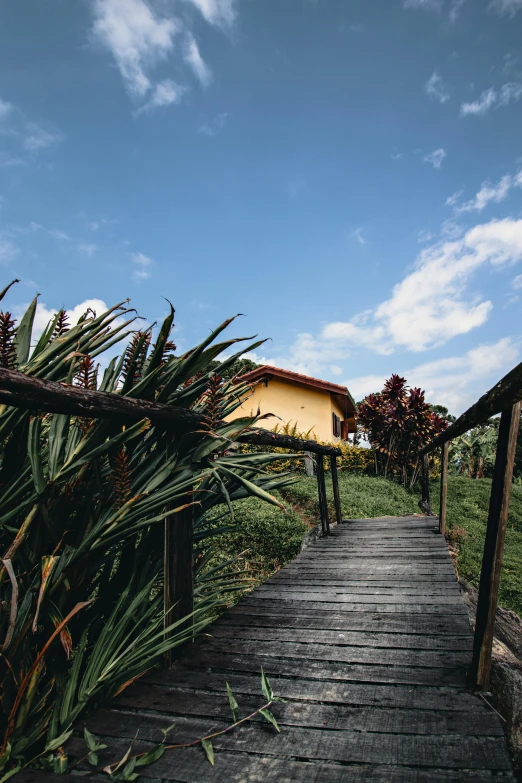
[228,365,357,443]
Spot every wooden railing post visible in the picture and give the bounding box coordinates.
[421,453,432,515]
[439,442,449,535]
[163,495,194,667]
[316,454,330,535]
[330,455,343,525]
[469,402,520,690]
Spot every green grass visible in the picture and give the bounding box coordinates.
[280,472,522,617]
[431,475,522,617]
[211,494,310,586]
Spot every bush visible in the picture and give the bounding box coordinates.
[238,420,375,475]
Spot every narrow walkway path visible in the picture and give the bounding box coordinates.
[23,516,515,782]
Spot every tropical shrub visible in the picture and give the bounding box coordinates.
[0,281,296,775]
[449,421,499,479]
[238,420,374,475]
[358,374,447,488]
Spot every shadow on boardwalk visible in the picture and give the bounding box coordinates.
[19,516,515,782]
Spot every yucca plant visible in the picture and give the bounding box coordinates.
[0,281,297,776]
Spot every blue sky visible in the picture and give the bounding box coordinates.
[1,0,522,414]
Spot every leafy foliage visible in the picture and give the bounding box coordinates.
[449,420,499,479]
[239,420,374,475]
[358,374,447,487]
[0,282,296,774]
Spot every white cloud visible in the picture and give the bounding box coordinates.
[0,97,13,121]
[449,0,468,22]
[418,229,434,243]
[446,189,463,207]
[48,229,70,241]
[257,217,522,376]
[423,148,446,169]
[0,96,63,158]
[425,71,450,103]
[92,0,180,103]
[132,251,153,281]
[461,83,522,116]
[513,273,522,290]
[0,238,19,265]
[184,33,212,87]
[23,298,111,342]
[353,228,366,246]
[23,123,63,152]
[198,112,229,137]
[78,243,98,256]
[403,0,443,9]
[27,222,70,241]
[450,167,522,213]
[347,338,518,415]
[489,0,522,16]
[186,0,237,26]
[136,79,184,113]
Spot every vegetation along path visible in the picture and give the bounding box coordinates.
[21,516,514,782]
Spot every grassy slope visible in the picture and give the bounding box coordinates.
[282,472,522,617]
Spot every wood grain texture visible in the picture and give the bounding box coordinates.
[25,515,514,782]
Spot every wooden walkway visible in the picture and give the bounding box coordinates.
[22,515,514,782]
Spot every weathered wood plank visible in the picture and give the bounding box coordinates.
[144,669,492,711]
[107,689,504,735]
[177,650,467,686]
[208,625,473,650]
[192,636,470,669]
[83,712,511,771]
[237,597,470,614]
[220,609,473,635]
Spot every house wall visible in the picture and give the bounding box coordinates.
[226,377,346,442]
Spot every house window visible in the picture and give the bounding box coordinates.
[332,413,341,438]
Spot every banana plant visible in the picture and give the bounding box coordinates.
[0,281,297,774]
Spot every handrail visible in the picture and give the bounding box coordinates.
[0,368,341,457]
[420,358,522,455]
[416,358,522,692]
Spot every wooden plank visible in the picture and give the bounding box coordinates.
[267,580,459,590]
[177,650,467,686]
[103,700,503,741]
[470,401,521,690]
[237,598,470,614]
[192,637,471,669]
[221,609,473,635]
[34,739,513,783]
[249,591,465,605]
[209,626,473,650]
[82,711,512,771]
[144,668,491,712]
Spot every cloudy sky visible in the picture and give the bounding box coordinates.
[1,0,522,414]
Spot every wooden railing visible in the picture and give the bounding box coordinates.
[420,360,522,690]
[0,368,343,662]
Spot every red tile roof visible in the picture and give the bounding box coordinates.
[236,365,357,415]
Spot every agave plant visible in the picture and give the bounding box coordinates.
[0,281,297,775]
[358,374,447,488]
